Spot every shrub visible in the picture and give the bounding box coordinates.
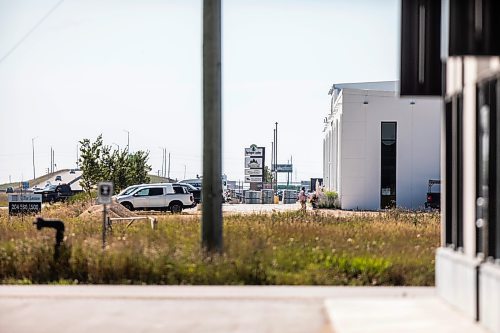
[319,191,339,209]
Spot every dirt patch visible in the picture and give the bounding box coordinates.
[78,201,138,220]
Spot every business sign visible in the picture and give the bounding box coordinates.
[245,176,263,183]
[245,144,264,157]
[8,194,42,215]
[245,157,263,169]
[245,168,263,176]
[244,145,265,185]
[275,164,293,173]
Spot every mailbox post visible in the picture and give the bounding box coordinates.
[98,182,113,249]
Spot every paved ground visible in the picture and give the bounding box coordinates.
[179,203,381,216]
[0,286,488,333]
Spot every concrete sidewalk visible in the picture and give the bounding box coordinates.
[0,286,488,333]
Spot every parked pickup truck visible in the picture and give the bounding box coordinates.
[34,184,73,203]
[424,179,440,209]
[116,184,194,213]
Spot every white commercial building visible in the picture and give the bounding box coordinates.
[322,81,442,210]
[398,1,500,332]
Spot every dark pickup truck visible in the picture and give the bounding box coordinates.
[34,184,73,203]
[425,179,440,209]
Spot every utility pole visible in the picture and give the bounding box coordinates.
[32,137,37,180]
[271,140,274,185]
[275,122,278,192]
[167,152,171,180]
[286,160,290,189]
[124,129,130,151]
[202,0,223,252]
[160,148,165,178]
[184,165,187,179]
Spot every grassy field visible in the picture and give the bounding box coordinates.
[0,206,439,285]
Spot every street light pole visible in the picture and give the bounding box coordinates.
[32,137,37,180]
[202,0,223,252]
[275,122,278,192]
[123,129,130,151]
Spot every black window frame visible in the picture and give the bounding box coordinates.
[444,93,464,249]
[148,187,164,196]
[380,122,397,209]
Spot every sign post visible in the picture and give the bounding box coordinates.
[97,182,113,250]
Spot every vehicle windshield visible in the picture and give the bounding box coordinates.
[178,183,197,190]
[119,186,140,196]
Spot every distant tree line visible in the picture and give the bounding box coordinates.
[78,135,151,197]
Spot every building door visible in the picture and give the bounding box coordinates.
[381,122,397,209]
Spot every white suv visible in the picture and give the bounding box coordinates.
[116,184,194,213]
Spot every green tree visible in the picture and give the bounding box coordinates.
[78,135,104,200]
[264,165,273,183]
[79,135,152,197]
[126,150,151,186]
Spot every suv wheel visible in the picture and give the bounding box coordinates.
[122,202,134,211]
[170,202,182,214]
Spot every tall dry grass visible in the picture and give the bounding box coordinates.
[0,206,439,285]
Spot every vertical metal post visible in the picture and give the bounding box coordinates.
[271,141,274,185]
[275,122,278,192]
[286,160,290,189]
[161,148,165,178]
[202,0,223,252]
[32,137,36,180]
[102,204,107,249]
[168,152,171,180]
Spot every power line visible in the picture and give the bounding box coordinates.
[0,0,65,65]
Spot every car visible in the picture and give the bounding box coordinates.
[55,175,62,181]
[69,169,75,174]
[174,183,201,204]
[34,184,73,203]
[6,187,14,193]
[179,178,202,189]
[116,184,194,213]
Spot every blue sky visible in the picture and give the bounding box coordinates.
[0,0,399,184]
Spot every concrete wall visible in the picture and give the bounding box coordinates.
[479,262,500,333]
[324,88,441,210]
[436,248,480,320]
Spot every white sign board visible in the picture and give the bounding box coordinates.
[245,176,263,183]
[98,182,114,204]
[245,168,263,176]
[245,157,263,169]
[8,194,42,203]
[245,146,264,157]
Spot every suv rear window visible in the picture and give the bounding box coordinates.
[148,187,164,196]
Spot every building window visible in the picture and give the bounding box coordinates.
[445,94,464,249]
[381,122,397,209]
[476,77,499,259]
[445,100,453,245]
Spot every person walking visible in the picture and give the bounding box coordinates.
[298,187,307,212]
